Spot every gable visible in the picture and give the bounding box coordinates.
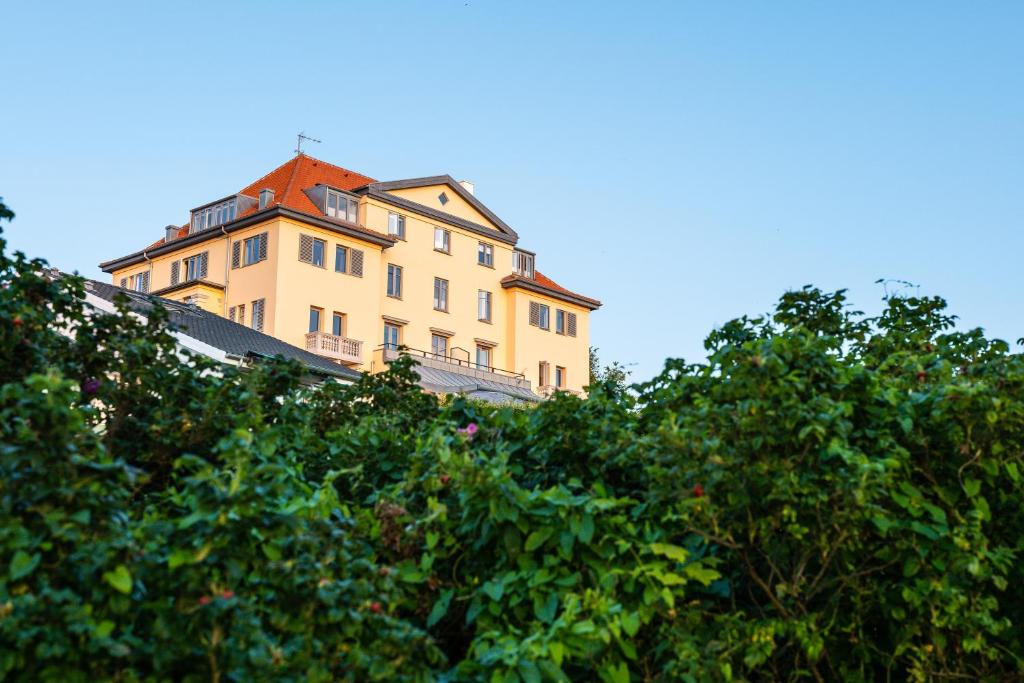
[386,184,501,231]
[367,175,518,241]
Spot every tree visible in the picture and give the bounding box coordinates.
[588,345,630,393]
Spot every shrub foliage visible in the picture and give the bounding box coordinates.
[1,227,1022,681]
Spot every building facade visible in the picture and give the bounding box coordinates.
[100,154,600,396]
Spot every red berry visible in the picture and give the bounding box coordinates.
[370,601,383,614]
[221,590,235,600]
[439,474,451,485]
[916,371,927,381]
[693,484,705,498]
[198,595,211,606]
[12,317,22,327]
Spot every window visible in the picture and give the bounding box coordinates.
[433,277,449,312]
[238,304,245,326]
[434,227,450,253]
[539,361,550,387]
[387,264,403,298]
[431,334,449,360]
[566,312,577,337]
[332,312,346,337]
[326,189,358,223]
[383,323,401,349]
[438,191,449,206]
[184,252,208,282]
[513,250,535,278]
[476,345,491,370]
[234,233,268,268]
[243,236,260,266]
[132,272,149,293]
[251,299,265,332]
[309,307,322,333]
[555,366,566,388]
[312,238,325,267]
[529,301,550,330]
[478,242,494,267]
[477,290,492,322]
[556,309,566,335]
[388,212,406,239]
[191,197,237,234]
[229,306,237,322]
[335,245,348,273]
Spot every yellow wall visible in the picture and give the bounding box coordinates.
[109,189,595,394]
[270,217,384,361]
[386,184,499,231]
[506,289,590,393]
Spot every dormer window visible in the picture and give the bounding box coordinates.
[513,250,535,279]
[326,188,358,223]
[190,194,256,234]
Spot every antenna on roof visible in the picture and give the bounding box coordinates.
[295,131,322,155]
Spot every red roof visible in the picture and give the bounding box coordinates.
[136,154,378,251]
[501,271,602,309]
[239,153,376,215]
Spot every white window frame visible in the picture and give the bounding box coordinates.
[311,238,326,267]
[326,189,358,223]
[387,264,403,298]
[434,227,451,253]
[388,212,406,239]
[433,277,449,312]
[478,290,492,322]
[478,242,494,267]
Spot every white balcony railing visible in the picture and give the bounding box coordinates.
[305,331,363,365]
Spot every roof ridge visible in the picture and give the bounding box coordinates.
[294,152,376,182]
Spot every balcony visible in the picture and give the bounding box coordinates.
[378,346,538,402]
[305,331,363,365]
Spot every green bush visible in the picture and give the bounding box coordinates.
[1,223,1022,682]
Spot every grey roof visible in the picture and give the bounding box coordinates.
[411,364,539,403]
[82,279,360,381]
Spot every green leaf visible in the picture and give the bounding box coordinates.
[525,528,554,552]
[577,514,595,544]
[649,543,688,562]
[620,611,640,637]
[483,579,504,601]
[95,620,116,639]
[9,550,40,581]
[534,591,558,623]
[537,659,569,683]
[517,660,542,683]
[426,588,453,628]
[683,563,720,586]
[657,571,686,586]
[103,565,133,595]
[600,660,630,683]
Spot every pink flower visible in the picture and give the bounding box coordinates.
[458,422,479,437]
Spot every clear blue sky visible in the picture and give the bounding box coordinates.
[2,1,1022,382]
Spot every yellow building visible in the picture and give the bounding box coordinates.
[100,154,601,398]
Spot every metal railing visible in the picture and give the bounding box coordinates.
[380,344,525,382]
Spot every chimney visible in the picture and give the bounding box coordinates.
[165,225,179,242]
[458,180,475,196]
[259,188,275,209]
